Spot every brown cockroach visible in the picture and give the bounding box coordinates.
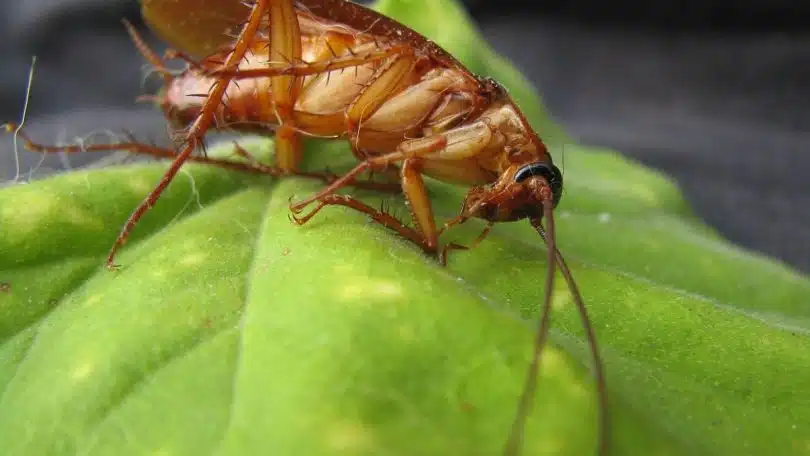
[4,0,608,454]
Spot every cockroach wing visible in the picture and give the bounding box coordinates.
[141,0,250,57]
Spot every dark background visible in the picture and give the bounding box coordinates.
[0,0,808,273]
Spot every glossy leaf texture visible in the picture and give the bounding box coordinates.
[1,0,810,455]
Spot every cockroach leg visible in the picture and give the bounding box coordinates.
[287,155,442,259]
[1,123,280,174]
[289,157,383,211]
[399,158,439,251]
[290,123,462,212]
[272,125,302,172]
[289,194,439,256]
[267,0,303,173]
[439,220,494,260]
[292,157,484,266]
[103,0,272,269]
[2,123,401,194]
[439,206,480,237]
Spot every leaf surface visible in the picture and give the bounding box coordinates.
[1,1,809,455]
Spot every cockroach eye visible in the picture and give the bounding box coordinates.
[514,162,564,208]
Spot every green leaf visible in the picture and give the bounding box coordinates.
[1,0,809,455]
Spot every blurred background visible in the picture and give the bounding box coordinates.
[0,0,807,273]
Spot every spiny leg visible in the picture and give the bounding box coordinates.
[438,221,494,265]
[288,134,448,212]
[291,157,462,266]
[2,123,284,174]
[103,0,270,269]
[290,194,437,255]
[289,158,379,212]
[287,153,416,239]
[2,123,401,193]
[288,159,471,266]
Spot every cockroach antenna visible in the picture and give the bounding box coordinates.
[503,194,609,456]
[501,199,558,456]
[548,231,610,456]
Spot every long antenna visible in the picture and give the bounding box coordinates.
[502,193,609,455]
[502,199,557,455]
[553,244,609,455]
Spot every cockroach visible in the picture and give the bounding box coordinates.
[4,0,608,454]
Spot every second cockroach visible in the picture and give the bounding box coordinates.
[5,0,609,454]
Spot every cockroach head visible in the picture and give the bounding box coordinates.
[461,160,563,223]
[514,161,563,208]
